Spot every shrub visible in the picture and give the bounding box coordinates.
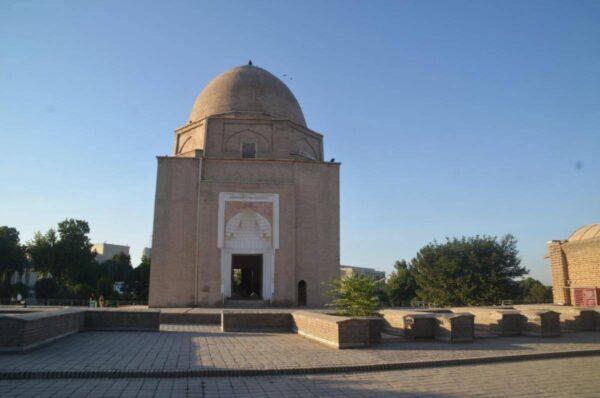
[325,274,380,317]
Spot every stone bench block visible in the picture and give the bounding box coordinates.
[291,311,374,349]
[85,309,160,331]
[433,312,475,343]
[380,309,437,338]
[452,307,524,336]
[519,309,561,337]
[221,311,292,332]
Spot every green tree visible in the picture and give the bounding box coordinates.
[385,260,416,306]
[128,255,151,300]
[411,234,528,306]
[96,277,114,298]
[27,230,58,278]
[325,274,380,316]
[34,278,62,299]
[104,252,133,284]
[55,219,96,284]
[0,226,28,297]
[518,277,553,304]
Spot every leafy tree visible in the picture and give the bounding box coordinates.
[0,226,27,284]
[55,219,96,284]
[128,255,151,300]
[518,277,553,304]
[34,278,62,299]
[96,277,114,298]
[27,230,58,278]
[104,252,133,283]
[325,274,380,316]
[28,219,97,298]
[411,234,528,306]
[69,283,94,300]
[385,260,416,306]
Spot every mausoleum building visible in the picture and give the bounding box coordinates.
[148,64,340,307]
[548,223,600,307]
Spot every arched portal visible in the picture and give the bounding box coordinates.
[298,280,307,306]
[221,208,274,300]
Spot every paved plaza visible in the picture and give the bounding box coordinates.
[0,356,599,397]
[0,325,599,374]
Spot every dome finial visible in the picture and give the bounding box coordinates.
[248,60,253,66]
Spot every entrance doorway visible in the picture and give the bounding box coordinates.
[231,255,263,299]
[298,280,307,306]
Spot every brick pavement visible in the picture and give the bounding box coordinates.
[0,325,599,373]
[0,356,599,397]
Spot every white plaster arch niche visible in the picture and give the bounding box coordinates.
[224,209,272,250]
[217,193,279,302]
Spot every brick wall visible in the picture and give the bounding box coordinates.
[548,241,570,305]
[0,309,85,353]
[0,308,160,353]
[159,312,220,325]
[549,237,600,306]
[84,309,160,331]
[220,311,292,332]
[291,311,372,349]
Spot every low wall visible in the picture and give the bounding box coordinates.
[159,312,220,325]
[451,307,524,336]
[220,311,292,332]
[0,308,161,353]
[85,309,160,331]
[0,308,86,353]
[515,305,596,332]
[291,311,372,349]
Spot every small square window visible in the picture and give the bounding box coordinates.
[242,142,256,159]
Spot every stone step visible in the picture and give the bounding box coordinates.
[223,299,270,308]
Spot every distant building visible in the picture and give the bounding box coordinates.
[92,243,130,263]
[548,223,600,307]
[340,265,385,281]
[141,247,152,260]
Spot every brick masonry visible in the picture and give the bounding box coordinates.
[290,311,372,349]
[548,236,600,306]
[84,309,160,331]
[0,308,159,353]
[221,311,292,332]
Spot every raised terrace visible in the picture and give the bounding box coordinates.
[0,305,599,379]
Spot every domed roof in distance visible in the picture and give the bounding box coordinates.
[568,223,600,242]
[189,65,307,127]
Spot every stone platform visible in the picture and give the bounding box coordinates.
[0,324,599,379]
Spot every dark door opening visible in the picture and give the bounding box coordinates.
[298,280,307,306]
[231,254,262,299]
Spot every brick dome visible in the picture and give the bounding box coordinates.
[189,64,306,127]
[568,224,600,242]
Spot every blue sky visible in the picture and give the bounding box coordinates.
[1,1,599,283]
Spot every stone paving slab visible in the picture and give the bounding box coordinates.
[0,356,599,397]
[0,325,599,376]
